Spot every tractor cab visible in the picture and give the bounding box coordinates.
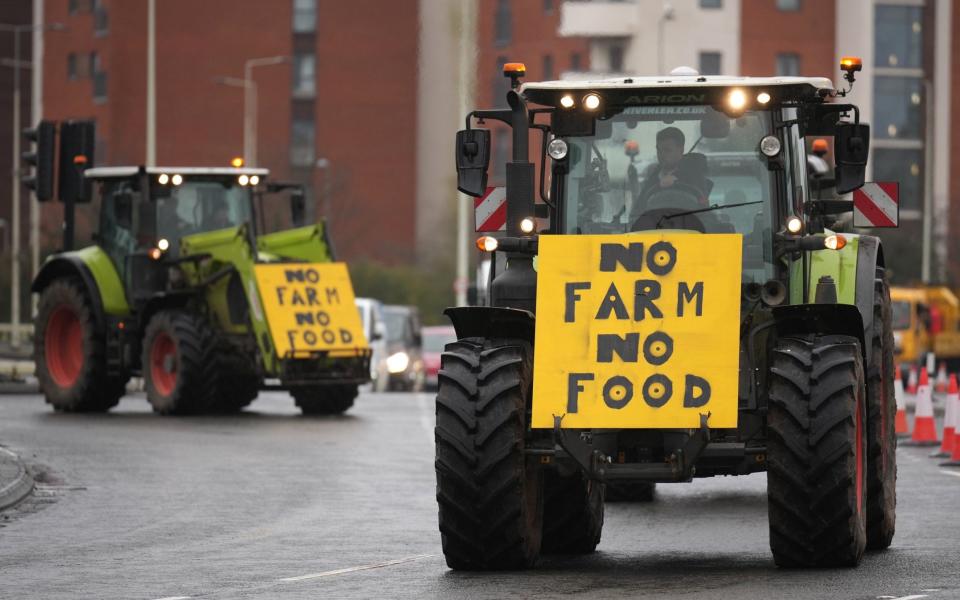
[88,166,268,266]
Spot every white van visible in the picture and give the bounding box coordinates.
[354,297,388,390]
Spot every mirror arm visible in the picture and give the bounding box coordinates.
[466,109,512,130]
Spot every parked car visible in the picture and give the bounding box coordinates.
[381,305,425,392]
[354,297,387,389]
[421,325,456,389]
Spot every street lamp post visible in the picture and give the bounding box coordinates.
[1,21,64,347]
[215,56,289,167]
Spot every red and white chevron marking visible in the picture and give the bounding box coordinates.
[475,186,506,232]
[853,182,899,228]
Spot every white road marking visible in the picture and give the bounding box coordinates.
[939,469,960,479]
[279,553,435,582]
[416,393,434,444]
[151,596,191,600]
[887,595,928,600]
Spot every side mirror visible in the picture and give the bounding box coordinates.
[290,190,306,227]
[455,129,490,197]
[834,123,869,194]
[372,322,386,342]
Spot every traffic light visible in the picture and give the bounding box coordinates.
[21,121,57,201]
[58,120,96,203]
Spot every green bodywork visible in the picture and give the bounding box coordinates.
[179,226,278,373]
[56,245,131,315]
[788,234,861,306]
[257,224,332,263]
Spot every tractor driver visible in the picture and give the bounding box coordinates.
[205,198,232,230]
[636,127,710,203]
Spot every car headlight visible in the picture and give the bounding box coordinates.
[386,352,410,374]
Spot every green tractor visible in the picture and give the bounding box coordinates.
[437,59,897,568]
[32,146,370,416]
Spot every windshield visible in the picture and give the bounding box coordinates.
[560,106,776,282]
[384,309,413,344]
[891,301,912,330]
[154,179,253,251]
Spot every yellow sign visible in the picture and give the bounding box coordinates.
[531,234,742,429]
[253,263,368,356]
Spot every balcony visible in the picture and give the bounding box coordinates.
[560,1,639,37]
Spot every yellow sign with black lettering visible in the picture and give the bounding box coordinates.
[253,263,368,357]
[531,234,742,429]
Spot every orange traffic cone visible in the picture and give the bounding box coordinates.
[894,365,909,436]
[907,365,918,396]
[904,369,939,446]
[935,362,949,393]
[932,374,958,457]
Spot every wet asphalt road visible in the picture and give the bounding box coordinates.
[1,390,959,600]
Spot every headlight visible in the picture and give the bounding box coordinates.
[760,135,781,157]
[548,138,568,160]
[386,352,410,374]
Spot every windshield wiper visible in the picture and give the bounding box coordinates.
[655,200,763,229]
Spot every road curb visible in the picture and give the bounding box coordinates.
[0,446,34,511]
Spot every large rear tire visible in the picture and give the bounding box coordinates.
[435,338,543,570]
[866,273,897,550]
[767,335,867,567]
[142,310,220,415]
[292,384,357,415]
[541,471,604,554]
[35,279,126,412]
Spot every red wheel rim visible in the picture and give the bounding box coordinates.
[855,391,864,516]
[150,332,177,396]
[45,305,84,388]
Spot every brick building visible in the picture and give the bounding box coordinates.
[39,0,422,263]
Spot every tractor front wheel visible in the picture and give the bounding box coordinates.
[142,310,220,415]
[767,335,867,567]
[541,470,604,554]
[292,384,357,415]
[435,338,543,570]
[866,273,897,550]
[35,278,126,412]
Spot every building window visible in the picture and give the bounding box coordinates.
[699,51,722,76]
[776,0,800,11]
[700,0,722,8]
[875,5,922,69]
[494,0,512,46]
[776,53,800,76]
[67,53,77,80]
[544,0,553,15]
[292,0,316,33]
[93,0,108,35]
[543,54,554,80]
[89,51,100,80]
[292,53,316,97]
[875,76,922,140]
[571,52,582,72]
[609,44,624,73]
[290,118,315,167]
[873,149,922,211]
[93,71,107,101]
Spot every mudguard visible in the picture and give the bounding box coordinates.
[444,306,535,344]
[787,233,884,359]
[31,246,130,333]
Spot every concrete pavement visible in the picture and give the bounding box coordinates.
[0,391,958,599]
